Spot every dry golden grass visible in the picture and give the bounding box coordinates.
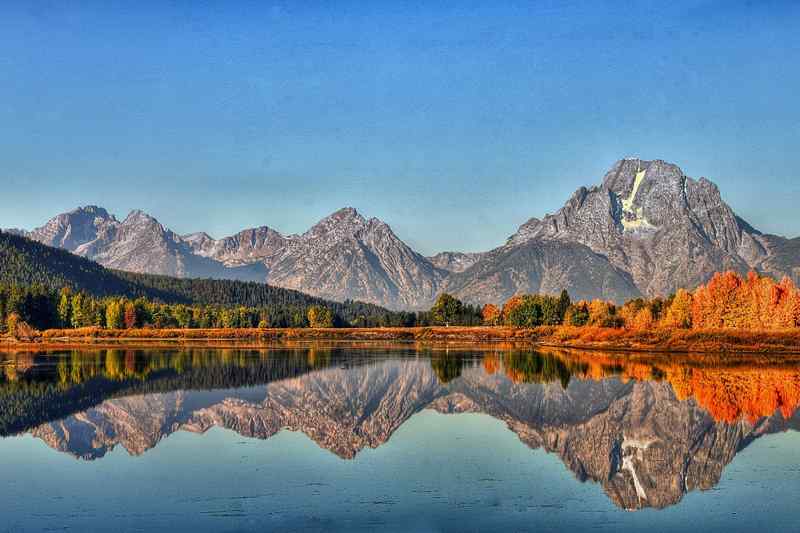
[2,325,799,354]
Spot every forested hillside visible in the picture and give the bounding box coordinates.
[0,230,407,327]
[0,230,170,299]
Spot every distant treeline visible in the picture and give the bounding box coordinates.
[480,271,800,330]
[0,283,482,332]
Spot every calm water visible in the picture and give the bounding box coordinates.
[1,345,799,532]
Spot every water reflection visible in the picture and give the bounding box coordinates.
[1,346,799,512]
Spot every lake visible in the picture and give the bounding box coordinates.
[1,345,799,532]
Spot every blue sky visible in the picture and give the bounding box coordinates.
[1,0,798,254]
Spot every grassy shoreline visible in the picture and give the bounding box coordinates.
[2,325,800,354]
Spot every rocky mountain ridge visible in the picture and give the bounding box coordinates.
[427,251,485,273]
[442,158,800,303]
[10,158,800,307]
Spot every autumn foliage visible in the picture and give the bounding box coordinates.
[490,271,800,332]
[481,304,501,326]
[670,366,800,423]
[691,271,800,330]
[493,350,800,424]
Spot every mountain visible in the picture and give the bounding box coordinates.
[261,208,446,309]
[506,158,796,296]
[26,205,118,251]
[443,238,641,304]
[445,158,800,304]
[11,158,800,308]
[183,226,287,267]
[17,206,445,310]
[15,204,630,308]
[184,208,446,309]
[20,206,267,282]
[751,234,800,285]
[427,251,484,273]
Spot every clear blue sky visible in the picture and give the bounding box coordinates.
[1,0,798,255]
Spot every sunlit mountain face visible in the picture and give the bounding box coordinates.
[2,346,798,515]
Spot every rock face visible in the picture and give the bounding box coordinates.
[186,208,446,309]
[80,210,267,280]
[443,239,641,304]
[505,158,793,297]
[427,252,485,273]
[183,226,287,267]
[26,206,118,252]
[444,158,800,303]
[751,235,800,286]
[20,206,267,281]
[260,208,446,309]
[29,359,798,510]
[19,206,444,309]
[13,158,800,307]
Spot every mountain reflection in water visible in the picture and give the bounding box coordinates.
[1,345,799,513]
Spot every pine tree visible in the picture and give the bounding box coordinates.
[57,287,72,328]
[71,293,85,328]
[105,300,123,329]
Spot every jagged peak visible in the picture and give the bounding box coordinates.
[366,216,392,231]
[42,205,117,225]
[67,205,113,217]
[234,225,282,237]
[602,158,685,189]
[328,206,365,222]
[122,209,165,230]
[429,250,473,258]
[305,207,369,237]
[182,231,214,243]
[124,209,161,221]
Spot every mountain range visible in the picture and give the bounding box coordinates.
[10,158,800,309]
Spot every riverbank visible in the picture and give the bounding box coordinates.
[2,325,800,354]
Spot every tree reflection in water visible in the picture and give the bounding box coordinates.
[1,345,799,510]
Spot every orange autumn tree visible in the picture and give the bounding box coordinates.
[771,276,800,327]
[669,366,800,423]
[481,304,501,326]
[500,295,525,324]
[662,288,693,328]
[691,271,800,330]
[619,299,656,330]
[691,271,741,328]
[587,300,621,328]
[631,307,655,330]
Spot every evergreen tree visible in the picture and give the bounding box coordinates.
[57,287,72,328]
[430,293,464,326]
[105,300,123,329]
[71,293,86,328]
